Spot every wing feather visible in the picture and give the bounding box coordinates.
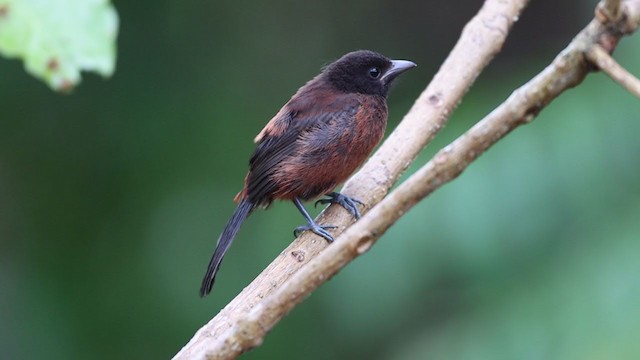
[243,89,360,205]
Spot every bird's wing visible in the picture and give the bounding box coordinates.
[243,91,361,204]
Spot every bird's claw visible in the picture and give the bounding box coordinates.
[293,223,337,242]
[314,192,364,219]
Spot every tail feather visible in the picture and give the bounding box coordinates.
[200,198,254,297]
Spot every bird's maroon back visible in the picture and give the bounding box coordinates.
[237,79,387,206]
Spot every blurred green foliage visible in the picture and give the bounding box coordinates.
[1,0,639,359]
[0,0,117,91]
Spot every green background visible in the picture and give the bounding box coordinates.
[2,0,640,359]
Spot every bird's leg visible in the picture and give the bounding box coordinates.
[293,197,336,242]
[315,192,364,219]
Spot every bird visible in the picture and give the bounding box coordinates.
[200,50,416,297]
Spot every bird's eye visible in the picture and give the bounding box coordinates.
[368,67,381,78]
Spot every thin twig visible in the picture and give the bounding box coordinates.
[586,44,640,98]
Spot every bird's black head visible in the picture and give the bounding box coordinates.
[323,50,416,97]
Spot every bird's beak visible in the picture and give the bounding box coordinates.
[381,59,417,83]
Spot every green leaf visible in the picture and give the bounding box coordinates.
[0,0,118,92]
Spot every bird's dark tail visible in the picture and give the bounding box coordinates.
[200,198,254,297]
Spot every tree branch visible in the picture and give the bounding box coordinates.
[586,44,640,98]
[174,0,640,358]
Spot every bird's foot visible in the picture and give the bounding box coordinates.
[315,192,364,219]
[293,222,337,242]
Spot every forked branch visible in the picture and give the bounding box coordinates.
[586,45,640,98]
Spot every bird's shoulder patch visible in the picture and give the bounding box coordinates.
[254,106,294,143]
